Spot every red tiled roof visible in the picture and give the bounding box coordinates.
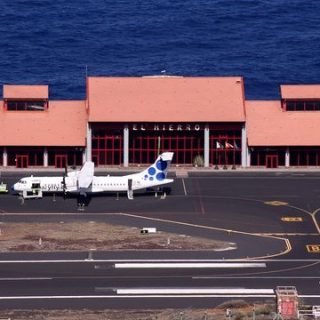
[246,100,320,146]
[3,85,49,99]
[0,100,87,146]
[281,85,320,99]
[87,76,245,122]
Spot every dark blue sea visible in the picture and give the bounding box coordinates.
[0,0,319,100]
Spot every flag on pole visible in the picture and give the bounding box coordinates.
[225,142,234,149]
[216,141,222,149]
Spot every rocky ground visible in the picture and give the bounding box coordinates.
[0,221,236,252]
[0,300,277,319]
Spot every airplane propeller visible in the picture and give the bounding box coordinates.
[62,165,68,200]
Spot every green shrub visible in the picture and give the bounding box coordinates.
[193,154,204,167]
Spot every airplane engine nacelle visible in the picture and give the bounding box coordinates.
[127,179,133,200]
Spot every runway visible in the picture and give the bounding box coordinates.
[0,257,318,308]
[0,171,319,308]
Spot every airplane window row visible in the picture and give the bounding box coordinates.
[94,183,126,187]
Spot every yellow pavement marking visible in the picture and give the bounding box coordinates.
[264,201,288,206]
[118,212,292,260]
[311,208,320,234]
[281,217,303,222]
[306,244,320,253]
[284,204,320,234]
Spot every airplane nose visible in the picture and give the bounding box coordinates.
[11,185,20,194]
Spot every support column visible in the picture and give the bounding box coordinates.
[43,147,48,167]
[123,124,129,167]
[204,125,210,167]
[285,147,290,168]
[3,147,7,167]
[82,149,86,164]
[86,123,92,162]
[241,124,248,168]
[247,148,251,167]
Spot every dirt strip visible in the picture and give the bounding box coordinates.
[0,221,236,252]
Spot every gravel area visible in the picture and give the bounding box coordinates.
[0,221,236,252]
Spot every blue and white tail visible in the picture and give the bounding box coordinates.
[134,152,174,183]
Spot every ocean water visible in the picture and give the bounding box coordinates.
[0,0,319,100]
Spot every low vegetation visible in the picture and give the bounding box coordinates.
[0,221,236,252]
[0,303,277,320]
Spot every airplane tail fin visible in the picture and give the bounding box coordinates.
[141,152,174,181]
[78,161,94,189]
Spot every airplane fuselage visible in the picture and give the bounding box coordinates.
[13,174,173,194]
[12,152,175,199]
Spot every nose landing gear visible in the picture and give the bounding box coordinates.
[77,192,91,211]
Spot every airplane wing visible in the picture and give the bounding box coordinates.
[77,161,94,189]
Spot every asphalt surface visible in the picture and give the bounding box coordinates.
[0,171,319,309]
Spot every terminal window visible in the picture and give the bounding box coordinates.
[5,100,48,111]
[285,100,320,111]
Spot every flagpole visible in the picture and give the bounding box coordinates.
[215,140,219,170]
[224,141,227,169]
[232,139,236,169]
[157,136,161,156]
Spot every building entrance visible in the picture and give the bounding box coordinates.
[266,155,278,168]
[16,155,28,168]
[55,155,67,168]
[48,148,83,167]
[7,147,44,167]
[251,148,285,167]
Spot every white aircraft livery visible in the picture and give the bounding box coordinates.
[12,152,174,200]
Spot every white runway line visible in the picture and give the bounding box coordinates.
[182,178,187,196]
[117,288,274,295]
[114,262,266,269]
[0,294,278,300]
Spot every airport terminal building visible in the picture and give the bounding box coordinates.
[1,76,320,169]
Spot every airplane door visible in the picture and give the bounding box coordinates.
[16,155,29,168]
[55,155,67,168]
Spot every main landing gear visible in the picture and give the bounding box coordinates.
[147,186,172,199]
[77,193,91,211]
